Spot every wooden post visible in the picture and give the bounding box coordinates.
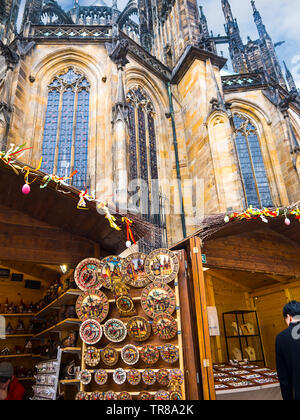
[176,249,202,399]
[189,236,216,400]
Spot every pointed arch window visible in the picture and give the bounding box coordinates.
[233,113,273,208]
[41,67,90,189]
[127,86,159,216]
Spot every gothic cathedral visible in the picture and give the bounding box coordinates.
[0,0,300,248]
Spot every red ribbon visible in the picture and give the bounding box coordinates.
[122,217,136,245]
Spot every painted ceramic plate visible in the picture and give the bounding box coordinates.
[113,368,127,385]
[138,391,153,400]
[116,295,136,317]
[127,369,141,386]
[101,346,119,367]
[104,319,127,343]
[98,256,123,290]
[152,313,178,340]
[79,369,92,385]
[121,345,139,365]
[157,369,170,386]
[94,369,108,386]
[121,252,150,288]
[90,391,105,400]
[169,369,184,385]
[104,391,118,400]
[79,319,102,345]
[75,391,89,400]
[76,289,109,323]
[140,345,159,365]
[141,282,176,318]
[160,344,179,364]
[74,258,102,291]
[142,369,156,386]
[155,390,170,400]
[118,392,132,400]
[127,316,152,342]
[145,249,179,284]
[84,346,101,367]
[170,391,182,400]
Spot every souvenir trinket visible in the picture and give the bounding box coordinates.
[101,346,119,367]
[140,345,159,365]
[121,253,150,288]
[98,256,123,290]
[74,258,102,291]
[79,319,102,345]
[84,347,101,367]
[170,391,182,400]
[152,313,178,340]
[75,391,89,400]
[154,390,170,400]
[113,281,136,317]
[90,391,104,400]
[142,369,156,386]
[118,392,132,400]
[145,249,179,284]
[137,391,153,400]
[104,391,118,400]
[157,369,170,386]
[76,289,109,323]
[121,345,139,365]
[113,368,127,385]
[94,369,108,386]
[104,319,127,343]
[168,369,184,385]
[79,370,92,385]
[127,369,141,386]
[160,344,179,364]
[126,316,151,342]
[141,282,176,319]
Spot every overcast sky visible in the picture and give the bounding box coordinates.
[56,0,300,88]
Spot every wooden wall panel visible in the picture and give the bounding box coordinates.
[255,291,287,369]
[289,287,300,301]
[207,275,248,363]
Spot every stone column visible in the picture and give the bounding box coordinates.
[106,33,130,212]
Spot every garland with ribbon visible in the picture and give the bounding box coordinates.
[122,217,136,247]
[0,143,137,243]
[224,204,300,226]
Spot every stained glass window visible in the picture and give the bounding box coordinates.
[41,67,90,189]
[127,87,159,215]
[233,113,273,208]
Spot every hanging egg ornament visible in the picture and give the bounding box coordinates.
[22,184,30,195]
[224,215,230,223]
[285,217,291,226]
[126,241,132,248]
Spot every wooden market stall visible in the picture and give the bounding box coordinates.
[0,158,207,401]
[171,211,300,400]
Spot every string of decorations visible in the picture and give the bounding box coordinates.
[224,204,300,226]
[0,143,137,246]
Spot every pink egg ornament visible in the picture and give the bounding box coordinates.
[22,184,31,195]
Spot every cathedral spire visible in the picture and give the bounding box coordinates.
[251,0,269,40]
[283,61,298,93]
[221,0,234,23]
[199,5,210,39]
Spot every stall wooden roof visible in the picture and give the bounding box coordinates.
[171,212,300,279]
[0,159,156,265]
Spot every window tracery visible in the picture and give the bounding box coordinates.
[233,113,273,208]
[41,67,90,190]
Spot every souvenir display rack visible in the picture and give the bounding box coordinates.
[213,361,279,394]
[31,348,63,400]
[75,249,186,401]
[222,310,265,364]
